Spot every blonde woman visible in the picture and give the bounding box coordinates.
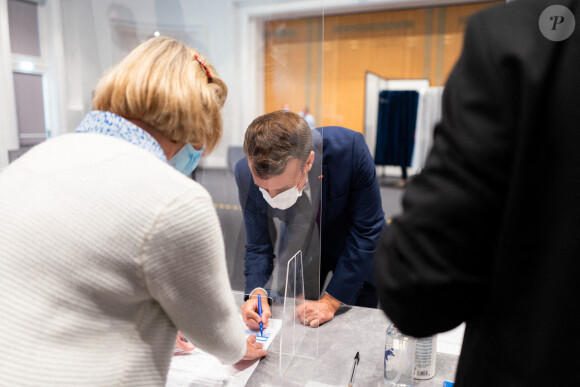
[0,37,265,385]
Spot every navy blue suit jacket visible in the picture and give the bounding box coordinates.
[235,126,386,305]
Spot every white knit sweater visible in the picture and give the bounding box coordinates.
[0,133,246,386]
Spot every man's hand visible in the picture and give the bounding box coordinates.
[296,293,341,328]
[241,288,271,331]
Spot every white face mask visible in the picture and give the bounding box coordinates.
[259,185,304,210]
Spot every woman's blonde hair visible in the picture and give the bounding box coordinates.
[92,37,227,153]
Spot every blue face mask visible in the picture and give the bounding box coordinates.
[169,143,205,176]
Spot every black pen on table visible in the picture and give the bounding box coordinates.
[348,351,359,387]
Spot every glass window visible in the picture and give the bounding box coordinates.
[12,72,46,146]
[7,0,41,57]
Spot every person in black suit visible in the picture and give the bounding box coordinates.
[374,1,580,385]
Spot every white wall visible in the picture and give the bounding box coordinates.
[0,0,19,168]
[59,0,242,168]
[0,0,67,169]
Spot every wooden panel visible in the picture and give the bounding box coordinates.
[264,1,503,133]
[322,8,428,128]
[438,2,499,84]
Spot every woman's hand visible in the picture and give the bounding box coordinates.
[241,335,268,361]
[175,331,195,352]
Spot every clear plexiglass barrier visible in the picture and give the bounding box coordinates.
[278,250,320,375]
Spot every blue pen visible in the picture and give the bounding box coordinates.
[258,294,263,337]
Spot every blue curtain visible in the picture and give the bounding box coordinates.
[374,90,419,169]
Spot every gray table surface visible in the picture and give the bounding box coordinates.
[232,292,459,387]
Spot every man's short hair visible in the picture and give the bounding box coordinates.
[244,110,312,179]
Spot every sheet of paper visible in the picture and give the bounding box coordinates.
[437,323,465,356]
[244,322,277,350]
[166,318,282,386]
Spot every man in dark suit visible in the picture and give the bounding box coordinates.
[236,110,385,328]
[374,1,580,385]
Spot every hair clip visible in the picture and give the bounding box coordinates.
[193,54,213,83]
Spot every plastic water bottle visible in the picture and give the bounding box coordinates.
[384,324,415,386]
[414,335,437,380]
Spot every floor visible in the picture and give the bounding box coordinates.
[193,167,406,292]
